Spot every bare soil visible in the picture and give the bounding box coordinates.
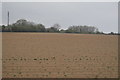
[2,32,118,78]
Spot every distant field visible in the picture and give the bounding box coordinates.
[2,32,118,78]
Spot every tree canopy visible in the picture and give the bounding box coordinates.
[1,19,105,34]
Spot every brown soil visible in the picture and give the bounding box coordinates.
[2,32,118,78]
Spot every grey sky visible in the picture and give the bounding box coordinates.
[2,2,118,33]
[0,2,1,32]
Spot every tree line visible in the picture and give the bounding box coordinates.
[1,19,104,34]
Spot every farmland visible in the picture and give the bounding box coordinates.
[2,32,118,78]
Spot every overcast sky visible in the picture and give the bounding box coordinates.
[2,2,118,33]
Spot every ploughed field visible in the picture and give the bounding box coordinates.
[2,33,118,78]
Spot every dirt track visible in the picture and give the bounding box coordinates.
[2,33,118,78]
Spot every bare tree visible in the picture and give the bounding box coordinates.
[66,25,98,33]
[52,23,61,31]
